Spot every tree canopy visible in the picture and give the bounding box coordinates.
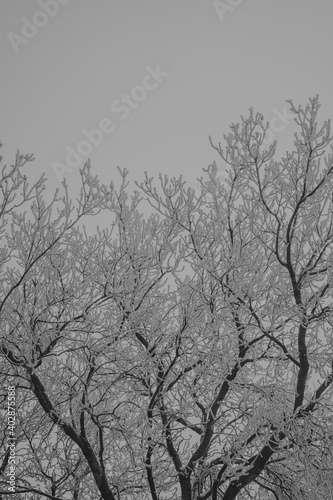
[1,96,333,500]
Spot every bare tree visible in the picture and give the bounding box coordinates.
[1,96,333,500]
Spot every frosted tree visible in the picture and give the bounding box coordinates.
[0,96,333,500]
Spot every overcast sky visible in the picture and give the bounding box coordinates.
[1,0,333,195]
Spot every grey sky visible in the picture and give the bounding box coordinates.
[1,0,333,193]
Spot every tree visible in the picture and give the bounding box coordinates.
[0,95,333,500]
